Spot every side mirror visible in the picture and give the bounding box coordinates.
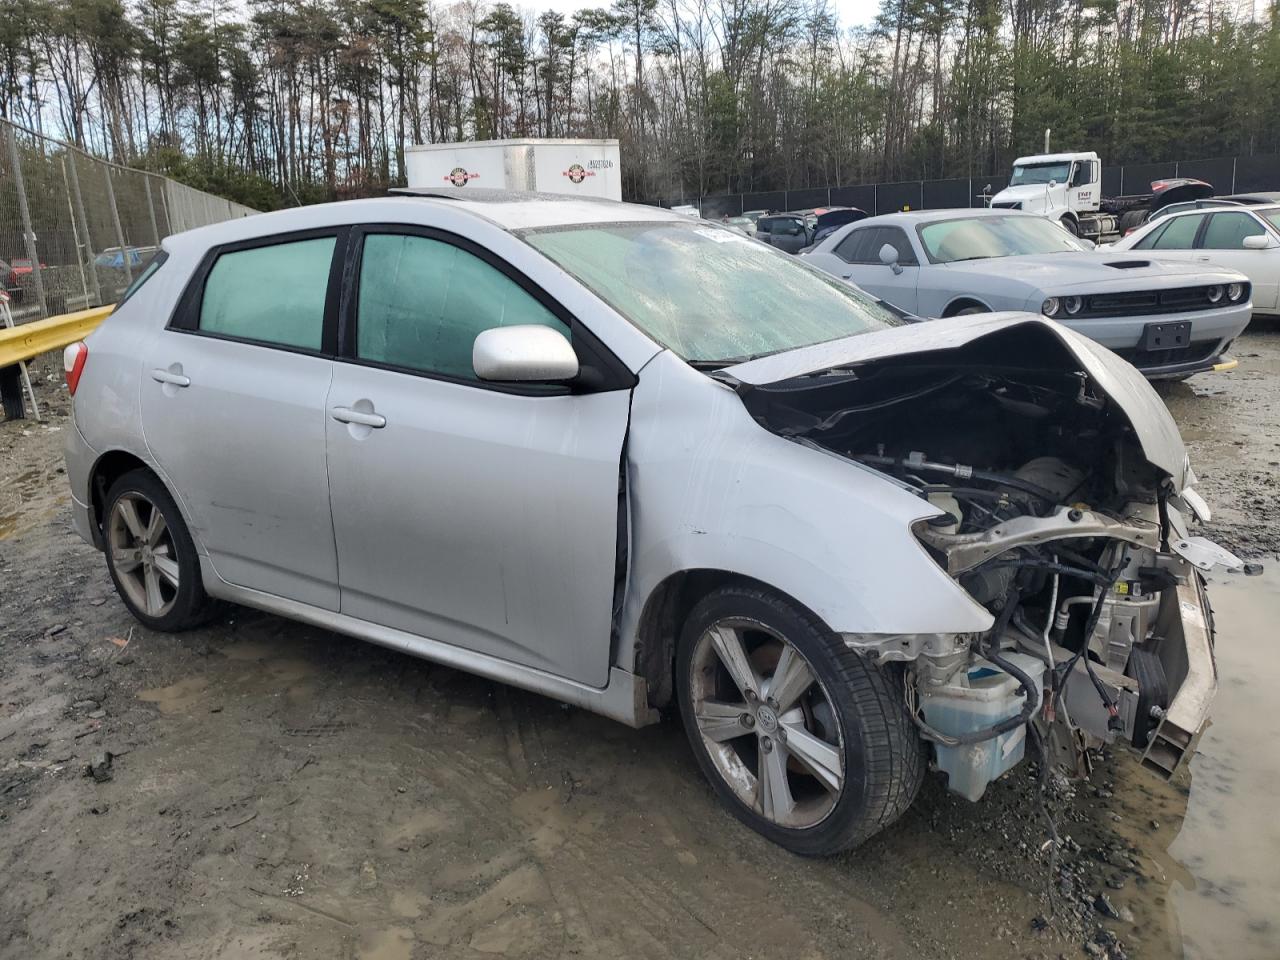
[879,243,903,275]
[1048,179,1058,188]
[1243,234,1269,250]
[473,325,579,382]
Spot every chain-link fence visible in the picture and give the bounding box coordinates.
[0,117,257,323]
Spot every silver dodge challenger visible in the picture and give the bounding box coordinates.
[63,191,1242,855]
[800,208,1252,379]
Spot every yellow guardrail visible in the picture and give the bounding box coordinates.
[0,305,114,368]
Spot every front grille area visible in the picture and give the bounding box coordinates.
[991,201,1022,210]
[1081,284,1247,317]
[1112,341,1218,369]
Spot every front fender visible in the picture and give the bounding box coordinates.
[617,352,993,668]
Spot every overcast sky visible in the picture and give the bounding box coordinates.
[521,0,883,30]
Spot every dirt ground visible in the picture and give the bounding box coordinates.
[2,327,1278,960]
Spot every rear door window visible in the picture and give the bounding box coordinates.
[198,236,336,350]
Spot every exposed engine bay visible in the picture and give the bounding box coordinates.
[736,334,1253,801]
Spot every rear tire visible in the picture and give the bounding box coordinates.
[103,469,213,632]
[1118,210,1146,236]
[676,585,925,856]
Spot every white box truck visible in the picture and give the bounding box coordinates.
[404,138,621,200]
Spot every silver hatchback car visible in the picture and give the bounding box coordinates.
[64,190,1237,855]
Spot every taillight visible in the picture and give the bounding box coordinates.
[64,341,88,395]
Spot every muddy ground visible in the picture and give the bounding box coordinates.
[2,327,1277,960]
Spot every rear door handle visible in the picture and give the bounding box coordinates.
[150,368,190,387]
[331,406,386,428]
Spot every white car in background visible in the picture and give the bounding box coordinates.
[1109,203,1280,318]
[801,209,1253,378]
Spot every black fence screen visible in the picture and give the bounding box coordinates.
[649,153,1280,216]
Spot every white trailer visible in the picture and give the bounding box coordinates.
[404,138,621,201]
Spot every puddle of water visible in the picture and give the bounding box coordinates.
[137,676,209,713]
[1165,568,1280,958]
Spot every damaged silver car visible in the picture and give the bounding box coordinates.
[63,190,1243,856]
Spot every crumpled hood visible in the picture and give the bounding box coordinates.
[723,313,1190,488]
[940,252,1239,289]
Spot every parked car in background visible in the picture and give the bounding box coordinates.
[756,212,812,253]
[0,258,19,303]
[1221,191,1280,205]
[810,207,868,244]
[63,190,1234,856]
[801,209,1252,377]
[1110,204,1280,318]
[95,246,158,270]
[1135,193,1280,232]
[723,215,758,236]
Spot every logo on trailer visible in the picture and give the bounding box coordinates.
[563,163,595,185]
[444,166,479,187]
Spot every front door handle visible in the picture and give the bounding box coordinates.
[150,368,190,387]
[331,406,386,428]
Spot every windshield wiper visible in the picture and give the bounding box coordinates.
[688,357,751,370]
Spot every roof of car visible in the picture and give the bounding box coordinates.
[388,188,686,229]
[856,208,1030,225]
[1155,202,1280,219]
[162,191,689,253]
[1224,192,1280,204]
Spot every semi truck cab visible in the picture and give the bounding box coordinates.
[989,151,1216,244]
[990,151,1103,230]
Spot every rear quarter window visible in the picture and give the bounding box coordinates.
[115,252,168,308]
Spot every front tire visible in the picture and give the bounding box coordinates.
[103,469,212,631]
[1060,216,1079,236]
[676,586,925,856]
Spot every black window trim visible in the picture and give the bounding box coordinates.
[168,225,348,359]
[339,222,636,396]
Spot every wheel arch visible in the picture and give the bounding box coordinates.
[633,568,825,710]
[87,450,200,554]
[86,450,153,547]
[941,296,991,317]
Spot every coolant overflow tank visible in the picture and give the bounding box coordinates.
[920,653,1046,802]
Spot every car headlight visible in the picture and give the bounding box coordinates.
[1227,282,1246,302]
[1064,295,1083,315]
[1207,285,1224,303]
[1041,297,1061,317]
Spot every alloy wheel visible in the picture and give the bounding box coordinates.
[107,492,180,618]
[688,617,844,829]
